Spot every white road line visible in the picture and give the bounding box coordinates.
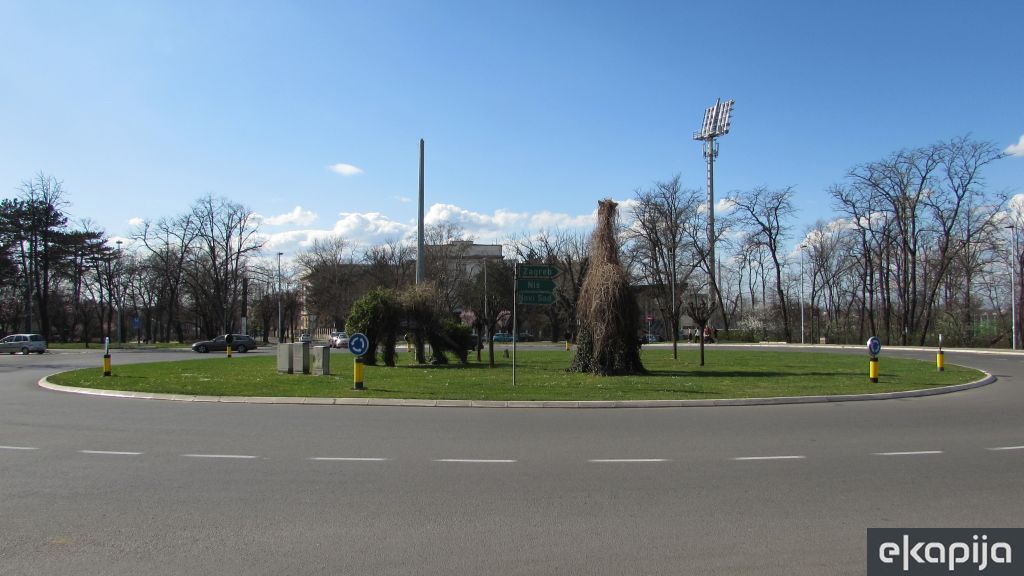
[309,457,390,462]
[732,455,806,461]
[433,459,517,463]
[181,454,258,460]
[873,451,944,456]
[78,450,142,456]
[588,459,669,463]
[0,445,39,451]
[987,446,1024,451]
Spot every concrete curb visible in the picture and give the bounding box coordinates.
[37,371,996,408]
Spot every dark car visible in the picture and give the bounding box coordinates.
[492,332,514,342]
[191,334,257,353]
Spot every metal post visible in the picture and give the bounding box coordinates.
[484,262,489,341]
[416,139,426,284]
[705,138,717,327]
[799,244,805,345]
[1010,225,1019,351]
[116,240,123,345]
[670,245,677,360]
[512,264,517,387]
[277,252,283,345]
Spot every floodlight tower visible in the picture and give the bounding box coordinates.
[693,98,734,322]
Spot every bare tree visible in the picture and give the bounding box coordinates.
[296,236,357,330]
[134,213,198,342]
[730,186,797,342]
[627,176,701,359]
[183,195,264,336]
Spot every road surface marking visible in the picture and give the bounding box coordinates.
[732,455,806,461]
[78,450,142,456]
[181,454,258,459]
[588,459,669,463]
[987,446,1024,451]
[873,451,944,456]
[0,445,39,451]
[309,457,389,462]
[433,459,517,463]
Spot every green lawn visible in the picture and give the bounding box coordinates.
[47,349,984,401]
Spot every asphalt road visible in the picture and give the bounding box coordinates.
[1,345,1022,575]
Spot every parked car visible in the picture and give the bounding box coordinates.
[299,333,312,343]
[517,332,535,342]
[330,331,349,349]
[0,333,47,354]
[191,334,257,353]
[492,332,514,342]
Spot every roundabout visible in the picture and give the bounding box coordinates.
[2,345,1022,575]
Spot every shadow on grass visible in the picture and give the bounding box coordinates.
[645,370,858,379]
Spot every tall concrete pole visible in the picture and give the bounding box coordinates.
[416,139,426,284]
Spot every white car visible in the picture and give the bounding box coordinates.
[0,333,47,354]
[330,331,349,349]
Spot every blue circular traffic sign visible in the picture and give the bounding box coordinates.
[349,333,369,356]
[867,336,881,357]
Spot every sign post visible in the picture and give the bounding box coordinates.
[867,336,881,383]
[512,265,562,387]
[349,332,369,390]
[102,336,111,377]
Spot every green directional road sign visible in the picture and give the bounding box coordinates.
[517,278,556,292]
[518,292,556,305]
[518,265,560,279]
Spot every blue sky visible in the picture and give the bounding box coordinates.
[1,0,1022,255]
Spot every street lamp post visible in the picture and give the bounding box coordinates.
[277,252,284,345]
[116,240,123,345]
[799,244,806,345]
[1007,226,1019,351]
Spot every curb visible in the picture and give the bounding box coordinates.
[37,371,996,409]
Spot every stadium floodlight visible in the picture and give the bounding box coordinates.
[692,98,735,328]
[693,98,734,141]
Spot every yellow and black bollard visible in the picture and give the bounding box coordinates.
[565,339,571,352]
[937,350,944,372]
[226,344,232,359]
[353,357,365,390]
[102,336,112,377]
[869,356,879,383]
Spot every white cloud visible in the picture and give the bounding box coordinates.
[259,202,609,255]
[327,163,364,176]
[128,217,144,227]
[1009,194,1024,222]
[258,206,319,227]
[262,212,412,254]
[715,198,736,214]
[529,210,595,230]
[1005,134,1024,157]
[395,196,412,204]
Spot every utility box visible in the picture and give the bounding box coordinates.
[292,342,311,374]
[312,345,331,376]
[276,343,294,374]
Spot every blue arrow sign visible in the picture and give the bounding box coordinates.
[349,333,369,356]
[867,336,881,357]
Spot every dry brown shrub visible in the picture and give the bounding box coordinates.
[569,199,645,375]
